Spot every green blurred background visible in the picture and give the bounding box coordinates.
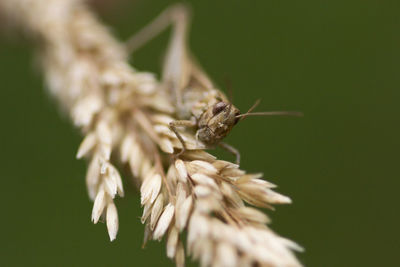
[1,0,399,266]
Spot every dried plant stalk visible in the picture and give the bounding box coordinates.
[0,0,303,266]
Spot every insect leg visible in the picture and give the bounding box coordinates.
[125,4,190,54]
[169,120,196,157]
[125,4,193,117]
[219,142,241,165]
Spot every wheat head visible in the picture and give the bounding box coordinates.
[0,0,303,266]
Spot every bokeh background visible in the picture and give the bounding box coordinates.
[1,0,399,266]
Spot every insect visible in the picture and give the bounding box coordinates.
[126,4,302,164]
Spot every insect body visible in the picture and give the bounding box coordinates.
[167,80,242,162]
[126,4,301,164]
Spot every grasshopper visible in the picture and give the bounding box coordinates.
[126,4,302,165]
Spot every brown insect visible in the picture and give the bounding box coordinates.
[126,4,302,164]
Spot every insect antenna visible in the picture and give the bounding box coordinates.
[236,111,303,120]
[223,77,234,117]
[245,99,261,114]
[224,76,234,103]
[237,99,303,120]
[236,99,260,121]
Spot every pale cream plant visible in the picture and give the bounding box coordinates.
[0,0,303,266]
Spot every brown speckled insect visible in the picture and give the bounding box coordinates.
[127,4,302,164]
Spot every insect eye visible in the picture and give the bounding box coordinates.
[212,102,227,115]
